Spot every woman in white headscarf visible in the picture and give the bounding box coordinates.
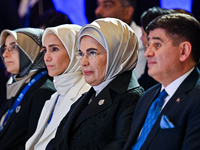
[46,18,145,150]
[25,24,91,150]
[0,28,56,150]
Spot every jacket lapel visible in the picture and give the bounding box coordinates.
[73,70,138,130]
[73,86,112,129]
[124,85,161,149]
[62,87,95,143]
[32,76,90,147]
[36,93,59,142]
[62,70,140,146]
[40,78,89,142]
[141,67,199,150]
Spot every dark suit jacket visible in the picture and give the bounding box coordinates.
[0,70,56,150]
[46,70,144,150]
[123,67,200,150]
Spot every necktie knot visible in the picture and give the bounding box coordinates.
[158,89,168,101]
[156,89,168,109]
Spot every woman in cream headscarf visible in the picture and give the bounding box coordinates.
[46,18,145,150]
[25,24,90,150]
[0,28,56,150]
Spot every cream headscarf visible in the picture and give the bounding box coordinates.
[42,24,81,74]
[77,17,139,83]
[0,28,45,99]
[42,24,82,95]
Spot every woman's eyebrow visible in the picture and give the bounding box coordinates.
[4,42,16,47]
[86,48,98,52]
[79,48,98,52]
[48,44,59,47]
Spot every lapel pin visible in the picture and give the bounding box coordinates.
[98,99,105,105]
[15,106,21,113]
[176,98,180,103]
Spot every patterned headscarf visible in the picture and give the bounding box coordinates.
[77,17,139,82]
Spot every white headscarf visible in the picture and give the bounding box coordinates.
[42,24,81,74]
[42,24,82,95]
[77,18,139,83]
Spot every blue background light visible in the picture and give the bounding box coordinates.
[52,0,193,26]
[160,0,192,12]
[52,0,88,26]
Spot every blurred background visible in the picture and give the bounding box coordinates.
[52,0,199,26]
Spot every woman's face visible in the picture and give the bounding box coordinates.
[79,35,107,86]
[2,35,19,74]
[43,34,70,77]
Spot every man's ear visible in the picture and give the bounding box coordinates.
[179,41,192,62]
[123,6,134,24]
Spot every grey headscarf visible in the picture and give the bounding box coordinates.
[0,28,45,99]
[77,17,139,82]
[0,28,45,77]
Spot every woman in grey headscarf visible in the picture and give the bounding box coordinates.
[46,18,144,150]
[26,24,90,150]
[0,28,56,150]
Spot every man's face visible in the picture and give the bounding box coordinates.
[145,28,182,86]
[95,0,127,23]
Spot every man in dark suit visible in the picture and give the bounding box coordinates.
[123,13,200,150]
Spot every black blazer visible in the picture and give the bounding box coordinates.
[46,70,144,150]
[0,70,56,150]
[123,67,200,150]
